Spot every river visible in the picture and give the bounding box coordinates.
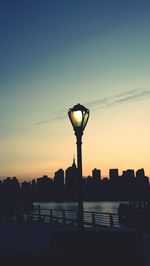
[34,201,127,213]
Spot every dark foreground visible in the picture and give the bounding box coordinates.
[0,223,145,266]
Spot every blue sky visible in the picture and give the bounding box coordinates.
[1,0,150,179]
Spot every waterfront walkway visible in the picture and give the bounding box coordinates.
[0,222,145,266]
[0,206,149,265]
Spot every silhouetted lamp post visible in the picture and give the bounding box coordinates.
[68,103,90,229]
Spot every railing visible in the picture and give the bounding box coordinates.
[1,203,150,231]
[23,205,120,228]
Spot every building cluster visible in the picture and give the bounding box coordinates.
[0,160,149,202]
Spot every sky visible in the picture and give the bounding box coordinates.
[0,0,150,181]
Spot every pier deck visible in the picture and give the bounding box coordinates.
[0,222,146,266]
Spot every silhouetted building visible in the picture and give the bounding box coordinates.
[92,168,101,182]
[84,176,94,200]
[86,175,93,187]
[100,178,111,201]
[136,168,145,178]
[65,158,78,201]
[109,169,120,200]
[3,177,20,201]
[20,181,32,202]
[135,168,149,200]
[37,175,53,201]
[121,170,135,200]
[54,169,64,201]
[91,168,101,200]
[54,169,64,186]
[122,169,135,181]
[109,169,119,181]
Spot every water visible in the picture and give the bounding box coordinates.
[34,201,127,214]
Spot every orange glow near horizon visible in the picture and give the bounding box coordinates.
[1,98,150,181]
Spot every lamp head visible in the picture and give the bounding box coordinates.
[68,103,90,135]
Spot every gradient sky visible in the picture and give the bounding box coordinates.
[1,0,150,181]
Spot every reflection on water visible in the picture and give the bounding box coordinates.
[34,201,127,213]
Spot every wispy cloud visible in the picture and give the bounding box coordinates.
[35,88,150,125]
[35,113,67,125]
[86,88,150,110]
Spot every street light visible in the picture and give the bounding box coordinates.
[68,103,90,229]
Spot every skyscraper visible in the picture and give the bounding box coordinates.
[92,168,101,183]
[109,169,119,181]
[65,158,78,200]
[54,169,64,186]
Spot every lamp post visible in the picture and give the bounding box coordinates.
[68,103,90,229]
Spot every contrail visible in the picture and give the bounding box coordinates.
[35,88,150,125]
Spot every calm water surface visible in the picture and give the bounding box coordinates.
[34,201,127,213]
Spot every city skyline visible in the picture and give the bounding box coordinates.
[1,0,150,180]
[0,162,149,183]
[0,164,149,202]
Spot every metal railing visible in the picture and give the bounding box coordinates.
[23,205,120,228]
[1,203,150,232]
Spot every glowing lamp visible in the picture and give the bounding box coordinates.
[68,103,89,135]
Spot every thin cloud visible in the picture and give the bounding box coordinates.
[35,88,150,125]
[86,88,150,110]
[35,113,67,125]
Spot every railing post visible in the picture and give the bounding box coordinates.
[63,210,66,225]
[76,209,84,229]
[38,205,41,223]
[92,212,96,227]
[50,209,53,224]
[110,214,114,227]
